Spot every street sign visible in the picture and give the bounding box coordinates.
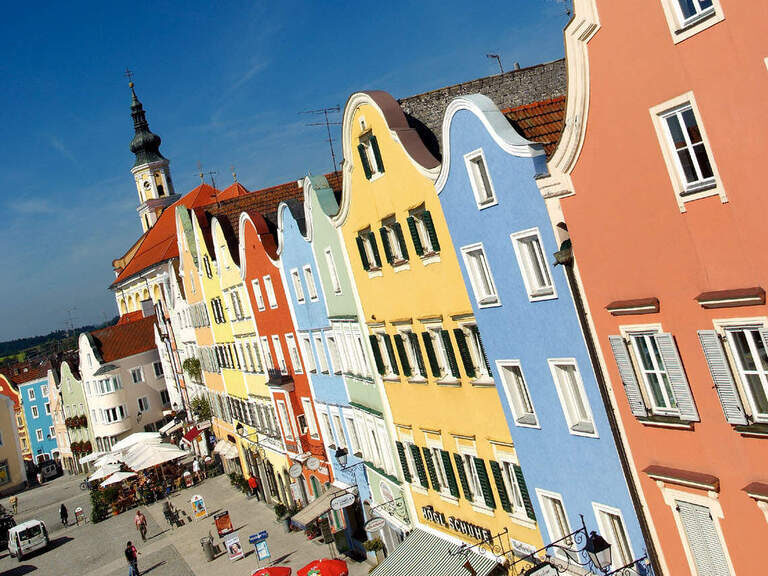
[364,517,386,532]
[306,456,320,470]
[248,530,269,543]
[289,463,303,478]
[330,492,356,511]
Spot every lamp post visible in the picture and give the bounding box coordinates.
[585,531,612,572]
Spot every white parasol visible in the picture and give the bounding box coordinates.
[123,443,187,471]
[99,471,137,487]
[94,454,123,468]
[88,464,121,482]
[79,451,106,465]
[110,432,162,453]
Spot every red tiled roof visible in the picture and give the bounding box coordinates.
[0,360,50,385]
[502,96,566,159]
[117,310,145,325]
[90,314,158,362]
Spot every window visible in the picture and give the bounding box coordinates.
[251,279,265,311]
[356,229,381,272]
[662,104,714,192]
[324,249,342,294]
[300,335,316,372]
[272,335,288,373]
[31,406,39,419]
[131,367,145,384]
[290,269,305,303]
[276,400,293,441]
[461,243,499,306]
[36,429,43,442]
[630,333,678,414]
[659,0,722,43]
[319,411,334,446]
[138,397,150,412]
[332,413,346,449]
[314,334,329,373]
[263,275,278,308]
[49,426,55,437]
[104,405,127,423]
[539,491,573,554]
[594,504,634,569]
[498,362,538,427]
[345,415,361,454]
[500,460,527,514]
[464,149,497,208]
[203,255,212,278]
[379,218,409,265]
[461,324,492,380]
[326,335,342,374]
[372,332,396,377]
[153,361,164,378]
[461,453,483,502]
[510,229,555,300]
[423,327,459,380]
[160,390,170,405]
[550,360,596,436]
[301,398,319,439]
[27,389,35,401]
[399,330,425,379]
[43,402,50,416]
[41,385,48,397]
[407,209,440,257]
[285,334,303,374]
[725,327,768,421]
[431,447,448,489]
[260,337,274,370]
[357,132,384,179]
[303,266,318,301]
[675,500,731,576]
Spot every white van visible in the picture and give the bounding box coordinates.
[8,520,49,561]
[39,460,59,481]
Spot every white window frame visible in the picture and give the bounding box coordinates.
[314,333,329,374]
[627,329,680,416]
[510,228,556,301]
[251,279,265,311]
[410,209,439,257]
[153,361,163,378]
[319,409,334,447]
[724,325,768,423]
[303,265,319,301]
[360,132,383,177]
[290,268,305,304]
[27,389,35,401]
[373,331,395,377]
[425,326,450,381]
[457,446,486,507]
[324,248,342,294]
[592,503,636,570]
[464,148,497,209]
[499,457,528,520]
[650,92,725,211]
[272,335,288,374]
[332,411,346,449]
[260,336,274,370]
[300,334,316,373]
[344,413,361,455]
[537,489,573,558]
[548,359,597,437]
[463,324,492,381]
[496,360,539,428]
[36,429,44,442]
[398,328,425,380]
[326,334,342,374]
[301,397,319,439]
[276,399,294,441]
[41,385,48,397]
[31,406,39,419]
[131,366,145,384]
[137,396,150,412]
[263,275,278,309]
[44,402,51,415]
[381,219,408,265]
[285,333,303,374]
[659,0,723,44]
[359,229,380,271]
[460,243,500,307]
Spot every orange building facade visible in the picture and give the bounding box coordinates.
[545,2,768,575]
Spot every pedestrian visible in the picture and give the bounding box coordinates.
[36,471,43,485]
[124,540,140,576]
[9,495,17,515]
[60,503,68,526]
[247,475,258,498]
[192,457,201,483]
[134,509,148,541]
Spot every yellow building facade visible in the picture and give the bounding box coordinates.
[335,91,542,563]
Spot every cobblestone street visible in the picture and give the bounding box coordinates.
[0,473,371,576]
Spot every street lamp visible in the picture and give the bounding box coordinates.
[585,531,612,572]
[235,422,245,437]
[334,447,348,467]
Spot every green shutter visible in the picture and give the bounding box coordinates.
[421,447,440,491]
[440,330,460,378]
[357,143,372,179]
[471,326,492,374]
[355,236,370,271]
[421,332,441,378]
[422,211,440,252]
[394,334,411,377]
[513,463,536,520]
[453,453,473,501]
[490,461,512,513]
[440,450,460,498]
[379,227,394,264]
[383,334,399,375]
[474,457,496,509]
[406,216,424,256]
[407,332,426,377]
[453,329,476,378]
[409,444,428,488]
[369,335,386,375]
[367,231,382,267]
[393,222,409,261]
[370,135,384,173]
[395,441,411,483]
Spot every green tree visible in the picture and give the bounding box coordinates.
[190,396,211,421]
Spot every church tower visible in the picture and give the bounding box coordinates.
[128,80,178,232]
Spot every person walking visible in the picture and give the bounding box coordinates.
[247,475,258,499]
[9,495,17,515]
[36,471,43,486]
[124,540,140,576]
[192,457,201,483]
[134,509,148,541]
[60,504,68,527]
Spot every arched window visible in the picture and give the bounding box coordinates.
[119,299,127,314]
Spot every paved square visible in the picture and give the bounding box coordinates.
[0,473,373,576]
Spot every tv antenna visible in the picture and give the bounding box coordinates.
[554,0,572,17]
[300,106,342,173]
[486,54,503,74]
[196,161,205,183]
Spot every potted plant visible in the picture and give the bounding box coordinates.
[273,503,287,521]
[84,440,92,452]
[364,537,385,564]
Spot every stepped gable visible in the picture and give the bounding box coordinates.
[398,59,566,159]
[503,95,567,159]
[89,314,157,363]
[111,183,226,287]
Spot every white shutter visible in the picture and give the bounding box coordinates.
[697,330,748,425]
[654,333,699,421]
[676,501,731,576]
[608,336,648,417]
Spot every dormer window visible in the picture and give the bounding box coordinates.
[358,132,384,180]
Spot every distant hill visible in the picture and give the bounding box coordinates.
[0,317,119,362]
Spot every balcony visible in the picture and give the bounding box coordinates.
[267,368,294,390]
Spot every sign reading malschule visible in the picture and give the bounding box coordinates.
[330,492,356,511]
[421,505,492,542]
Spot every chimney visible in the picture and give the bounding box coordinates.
[513,62,521,70]
[140,299,155,318]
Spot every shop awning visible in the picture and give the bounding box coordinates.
[182,426,202,443]
[213,439,239,460]
[371,529,500,576]
[291,486,349,530]
[159,419,182,435]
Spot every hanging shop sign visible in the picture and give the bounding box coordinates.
[330,492,356,511]
[364,517,387,532]
[306,456,320,470]
[421,506,492,542]
[289,463,303,478]
[510,537,538,559]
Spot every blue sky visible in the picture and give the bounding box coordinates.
[0,1,567,341]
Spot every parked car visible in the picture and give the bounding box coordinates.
[0,515,16,549]
[39,460,59,481]
[8,520,49,561]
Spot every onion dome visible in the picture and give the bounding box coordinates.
[129,82,166,167]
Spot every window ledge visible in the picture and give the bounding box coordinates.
[568,423,599,438]
[410,484,428,495]
[734,422,768,438]
[680,179,717,197]
[471,504,496,517]
[436,377,461,387]
[393,261,411,273]
[507,513,537,529]
[382,375,401,382]
[440,494,460,505]
[368,172,384,183]
[638,414,692,430]
[675,7,716,35]
[367,269,383,279]
[408,377,428,385]
[471,377,495,387]
[421,253,441,266]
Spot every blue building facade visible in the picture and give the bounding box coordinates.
[20,376,58,464]
[277,187,372,551]
[435,95,648,571]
